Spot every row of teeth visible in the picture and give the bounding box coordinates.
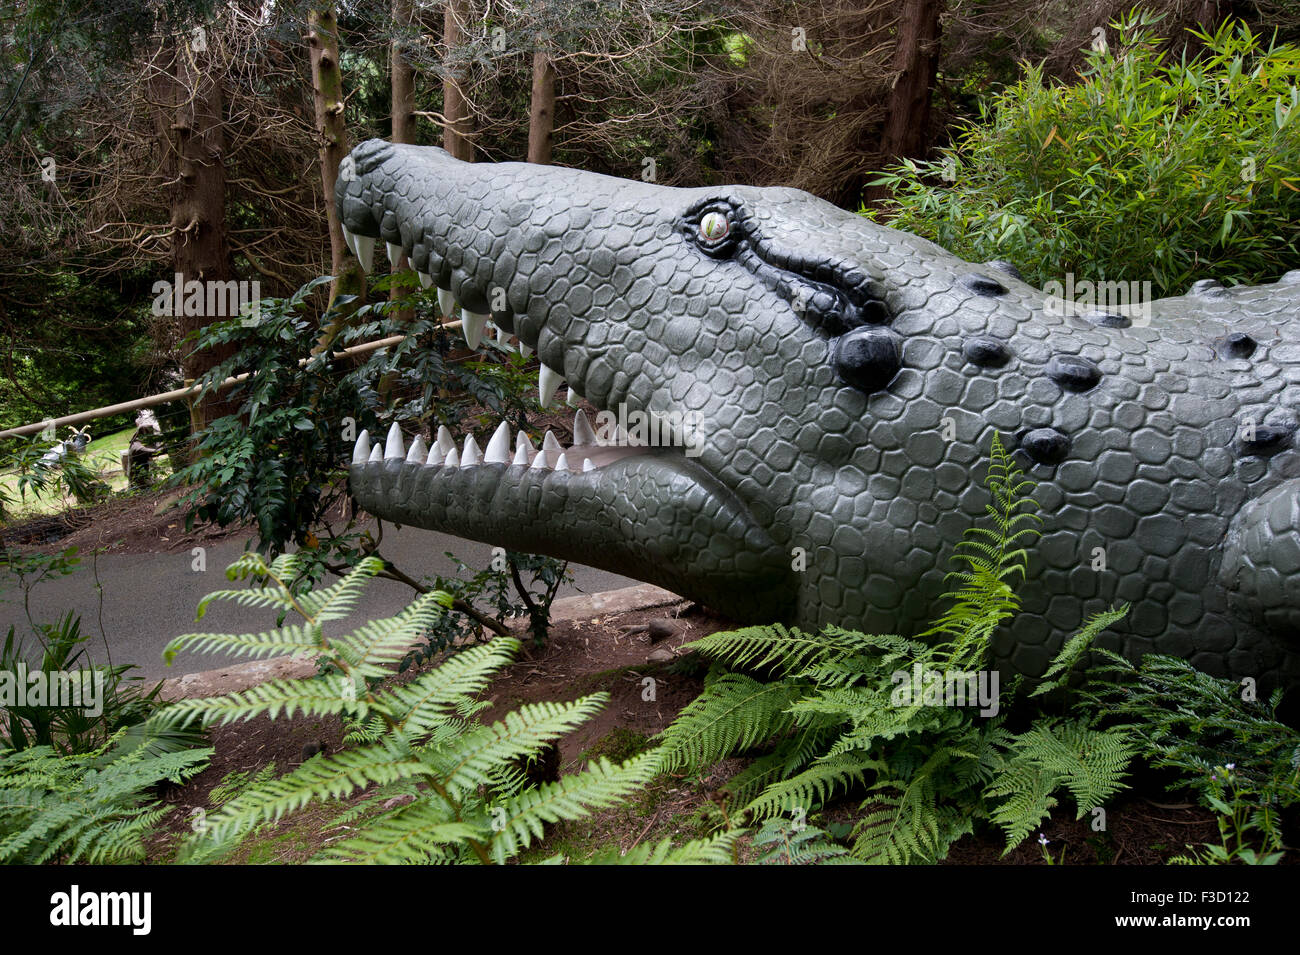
[341,226,580,410]
[352,412,604,474]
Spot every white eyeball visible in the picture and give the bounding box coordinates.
[699,211,730,241]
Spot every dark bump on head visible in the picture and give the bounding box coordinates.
[985,260,1023,281]
[1083,310,1132,329]
[1046,354,1103,392]
[1240,424,1292,456]
[959,273,1009,297]
[962,335,1012,368]
[1216,332,1258,359]
[1019,427,1070,466]
[1189,278,1228,298]
[833,326,902,393]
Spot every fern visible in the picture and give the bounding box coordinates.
[0,733,210,864]
[158,554,659,865]
[1083,649,1300,851]
[654,432,1136,864]
[985,718,1135,852]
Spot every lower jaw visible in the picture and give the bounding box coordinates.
[349,437,796,623]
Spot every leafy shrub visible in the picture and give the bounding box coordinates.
[1085,650,1299,856]
[0,733,210,864]
[1,611,204,757]
[655,434,1136,863]
[868,12,1300,298]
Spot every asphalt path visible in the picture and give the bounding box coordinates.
[0,524,637,681]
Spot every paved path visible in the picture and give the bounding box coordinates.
[0,525,637,681]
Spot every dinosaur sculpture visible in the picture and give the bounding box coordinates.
[338,138,1300,689]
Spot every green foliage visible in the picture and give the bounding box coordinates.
[1168,764,1284,865]
[153,554,669,865]
[868,12,1300,298]
[751,816,856,865]
[401,549,573,670]
[656,433,1135,863]
[1084,650,1300,854]
[0,731,211,864]
[1,609,204,757]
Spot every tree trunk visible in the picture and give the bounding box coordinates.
[527,49,555,165]
[864,0,943,205]
[153,31,237,433]
[307,5,365,350]
[442,0,473,161]
[389,0,415,327]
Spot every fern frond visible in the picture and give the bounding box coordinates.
[1031,605,1130,697]
[434,696,609,798]
[488,753,660,862]
[377,638,520,735]
[162,622,324,665]
[684,624,902,679]
[293,556,387,621]
[743,751,885,820]
[182,740,429,856]
[654,669,808,772]
[150,675,368,728]
[586,830,744,865]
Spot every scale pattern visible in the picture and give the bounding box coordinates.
[338,139,1300,689]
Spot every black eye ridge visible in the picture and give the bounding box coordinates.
[679,196,891,337]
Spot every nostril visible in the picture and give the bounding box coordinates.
[833,326,902,393]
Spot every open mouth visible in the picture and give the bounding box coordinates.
[337,139,801,619]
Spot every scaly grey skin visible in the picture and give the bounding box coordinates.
[338,138,1300,689]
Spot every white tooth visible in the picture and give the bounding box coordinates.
[495,324,510,347]
[516,431,535,453]
[529,449,550,470]
[582,458,595,473]
[341,226,357,258]
[425,446,443,467]
[463,311,488,350]
[555,453,570,472]
[417,271,433,289]
[386,242,403,265]
[519,341,532,359]
[539,365,563,408]
[354,235,375,274]
[437,288,456,317]
[566,388,582,408]
[511,445,529,466]
[573,411,597,446]
[436,425,455,456]
[542,430,563,454]
[368,445,383,463]
[384,423,405,460]
[485,422,511,464]
[406,434,427,464]
[444,448,459,468]
[352,429,371,464]
[462,435,482,466]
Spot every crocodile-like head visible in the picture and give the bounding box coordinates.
[339,139,1300,688]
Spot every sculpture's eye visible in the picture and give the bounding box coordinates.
[699,212,729,241]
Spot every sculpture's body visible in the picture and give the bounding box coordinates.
[339,139,1300,688]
